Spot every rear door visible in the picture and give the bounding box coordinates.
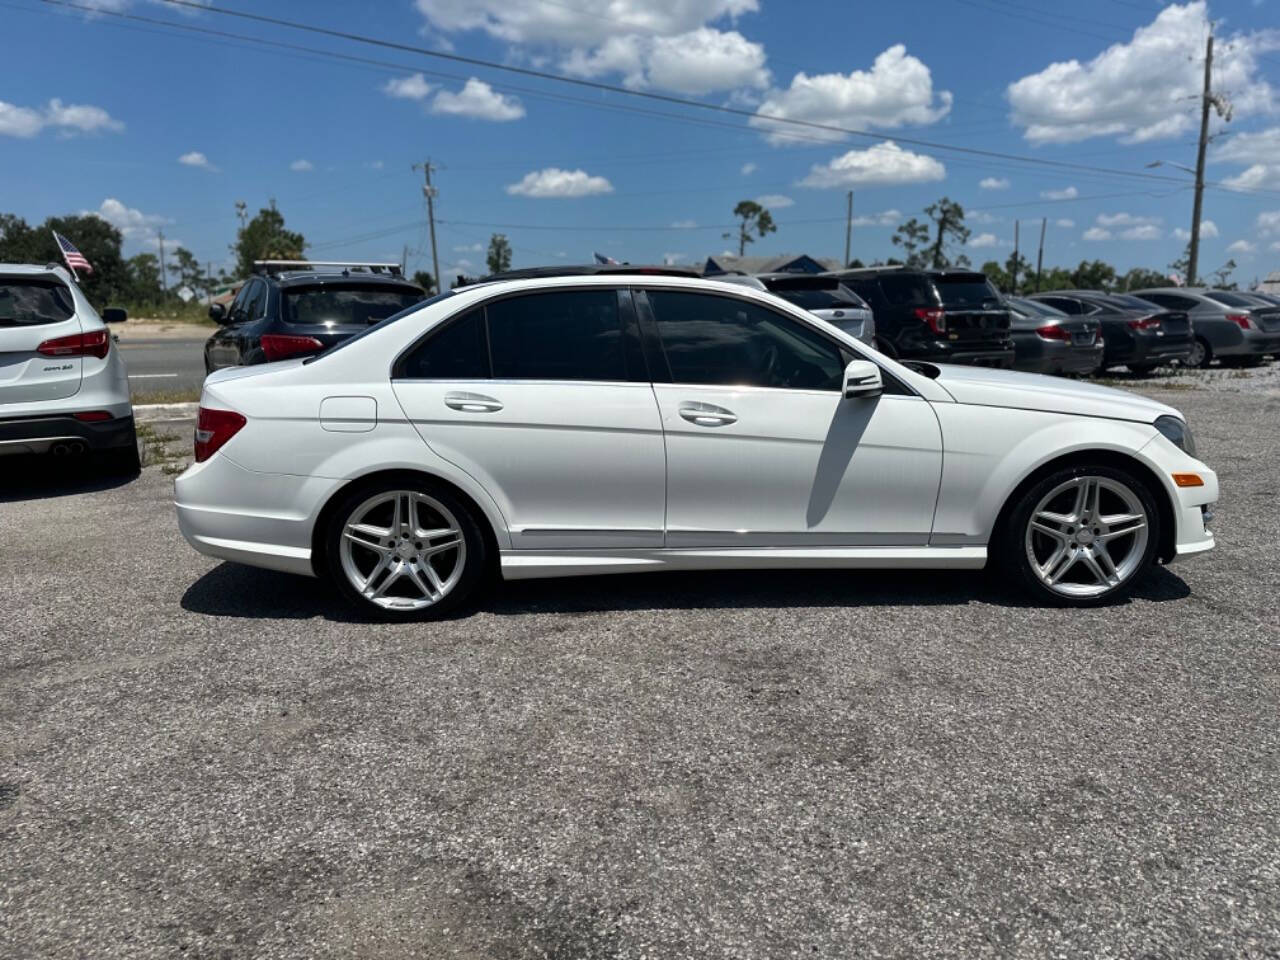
[392,287,666,550]
[932,274,1010,346]
[0,274,83,405]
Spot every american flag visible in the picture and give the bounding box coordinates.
[54,232,93,275]
[593,251,620,265]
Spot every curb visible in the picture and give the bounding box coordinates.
[134,402,199,423]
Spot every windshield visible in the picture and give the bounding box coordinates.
[303,290,455,363]
[935,277,1001,308]
[0,279,75,326]
[282,284,425,326]
[1204,291,1258,308]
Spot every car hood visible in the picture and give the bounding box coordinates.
[928,363,1180,423]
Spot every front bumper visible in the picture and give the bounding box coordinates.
[0,412,136,456]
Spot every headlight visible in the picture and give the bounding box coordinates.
[1155,415,1197,457]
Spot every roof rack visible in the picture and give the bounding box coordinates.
[252,260,403,277]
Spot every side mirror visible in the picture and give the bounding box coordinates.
[208,302,227,323]
[843,359,883,400]
[101,307,127,324]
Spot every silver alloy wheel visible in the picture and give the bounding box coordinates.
[1186,339,1207,368]
[1024,475,1149,599]
[338,490,466,611]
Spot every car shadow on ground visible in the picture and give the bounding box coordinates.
[0,455,137,503]
[180,560,1191,622]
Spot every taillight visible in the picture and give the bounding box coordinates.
[1126,316,1162,331]
[1226,313,1252,330]
[913,307,946,334]
[1035,324,1070,341]
[194,407,247,463]
[72,411,113,422]
[36,329,110,359]
[261,334,325,361]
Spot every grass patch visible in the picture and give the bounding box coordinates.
[133,388,201,405]
[136,423,189,475]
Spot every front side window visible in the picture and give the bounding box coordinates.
[647,290,844,391]
[0,279,75,326]
[283,285,424,326]
[487,290,626,381]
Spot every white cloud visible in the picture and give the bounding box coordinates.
[852,208,901,227]
[969,233,1000,248]
[178,151,217,172]
[740,162,757,176]
[1083,227,1112,241]
[1055,218,1075,228]
[1227,239,1257,254]
[1271,241,1280,252]
[1172,220,1218,240]
[671,219,698,228]
[1008,3,1277,145]
[755,193,793,209]
[1221,164,1280,192]
[453,242,484,253]
[1258,210,1280,236]
[565,28,769,95]
[969,210,998,224]
[1040,186,1078,200]
[798,140,946,189]
[1121,224,1162,240]
[83,197,169,246]
[0,98,122,138]
[506,167,613,198]
[290,159,313,172]
[431,79,525,121]
[383,73,435,100]
[1212,128,1280,190]
[1096,212,1160,228]
[752,45,952,145]
[366,160,384,170]
[979,177,1010,190]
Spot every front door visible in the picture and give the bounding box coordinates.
[639,288,943,547]
[393,288,666,550]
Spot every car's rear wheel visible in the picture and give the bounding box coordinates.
[1002,465,1159,606]
[324,479,488,620]
[1185,337,1211,369]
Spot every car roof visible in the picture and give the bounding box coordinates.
[824,266,986,280]
[270,271,423,289]
[476,264,700,283]
[0,262,74,280]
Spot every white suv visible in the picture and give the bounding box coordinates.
[0,264,138,472]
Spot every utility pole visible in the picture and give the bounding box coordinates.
[1011,220,1020,294]
[413,160,440,293]
[844,190,853,267]
[1189,32,1213,288]
[1035,217,1046,292]
[157,230,167,293]
[234,200,247,230]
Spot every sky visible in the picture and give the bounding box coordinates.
[3,0,1280,285]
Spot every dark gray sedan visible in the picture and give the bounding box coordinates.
[1005,296,1104,376]
[1130,288,1280,368]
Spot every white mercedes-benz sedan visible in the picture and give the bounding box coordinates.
[175,273,1217,618]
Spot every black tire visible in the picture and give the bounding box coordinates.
[323,476,489,620]
[999,463,1161,607]
[98,426,141,477]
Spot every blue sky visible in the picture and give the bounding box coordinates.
[3,0,1279,284]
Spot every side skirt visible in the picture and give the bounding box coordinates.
[499,545,987,581]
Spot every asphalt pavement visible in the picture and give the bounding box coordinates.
[1,371,1277,959]
[116,335,207,396]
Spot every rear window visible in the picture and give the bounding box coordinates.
[282,284,424,326]
[774,286,862,311]
[935,276,1001,308]
[1203,291,1257,308]
[878,274,937,307]
[0,279,75,327]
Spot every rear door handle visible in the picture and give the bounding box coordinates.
[678,401,737,427]
[445,391,503,413]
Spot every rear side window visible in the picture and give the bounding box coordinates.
[283,285,424,326]
[1203,291,1256,308]
[647,290,844,391]
[1037,297,1083,315]
[487,290,626,381]
[0,279,75,326]
[878,275,936,307]
[935,276,1001,307]
[1139,293,1197,311]
[397,309,487,379]
[773,287,861,311]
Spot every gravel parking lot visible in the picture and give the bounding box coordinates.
[2,370,1278,959]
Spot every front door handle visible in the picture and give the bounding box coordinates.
[445,391,503,413]
[678,401,737,427]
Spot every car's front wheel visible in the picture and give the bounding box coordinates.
[324,479,488,620]
[1002,465,1159,606]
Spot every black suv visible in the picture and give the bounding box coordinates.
[204,261,425,372]
[827,267,1014,367]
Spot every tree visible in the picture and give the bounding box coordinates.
[486,234,512,275]
[893,197,970,270]
[1208,259,1237,289]
[1119,267,1169,291]
[1069,259,1117,292]
[1169,243,1190,284]
[126,253,163,305]
[847,258,866,269]
[982,251,1033,294]
[731,200,776,256]
[232,200,305,278]
[172,247,206,296]
[411,270,437,295]
[891,217,930,268]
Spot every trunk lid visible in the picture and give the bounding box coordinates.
[0,276,84,405]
